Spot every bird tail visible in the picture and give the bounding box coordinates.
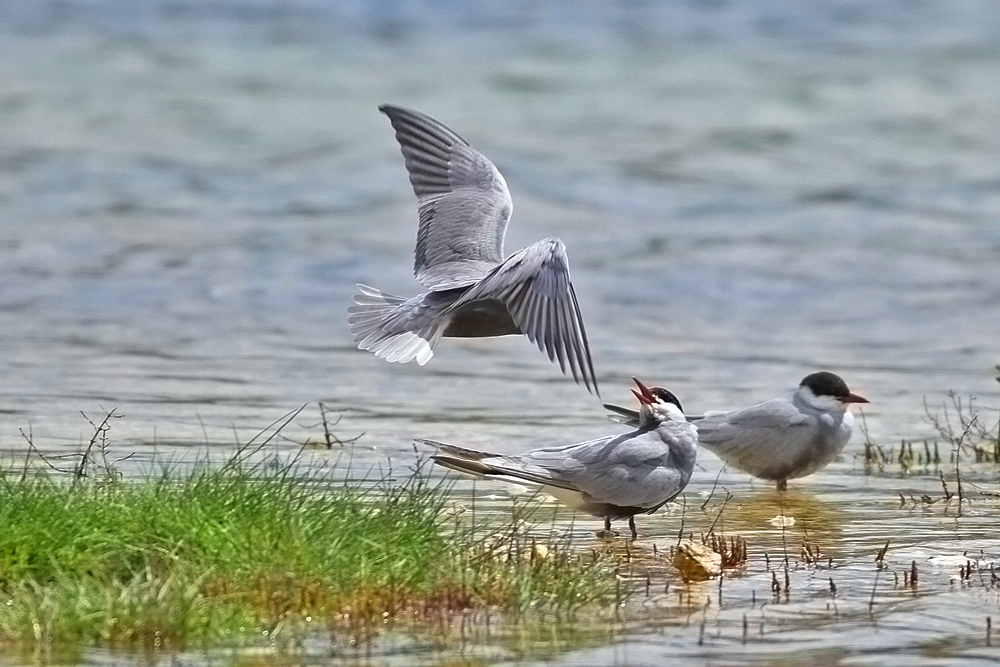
[421,438,567,495]
[419,438,502,477]
[347,284,442,365]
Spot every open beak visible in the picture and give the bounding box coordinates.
[842,392,869,404]
[632,377,656,405]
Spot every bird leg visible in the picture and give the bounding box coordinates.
[628,516,637,540]
[595,515,618,539]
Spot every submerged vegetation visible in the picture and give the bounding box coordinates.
[859,391,1000,473]
[0,413,622,649]
[2,388,997,659]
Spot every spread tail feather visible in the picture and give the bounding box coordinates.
[347,284,441,365]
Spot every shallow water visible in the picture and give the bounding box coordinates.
[1,1,1000,664]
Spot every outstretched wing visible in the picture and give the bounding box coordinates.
[380,105,513,291]
[449,238,599,396]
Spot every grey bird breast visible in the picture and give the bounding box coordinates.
[442,298,519,337]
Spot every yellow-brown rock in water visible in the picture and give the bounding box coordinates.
[673,541,723,581]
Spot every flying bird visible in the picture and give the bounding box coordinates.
[604,371,868,491]
[424,378,696,539]
[348,105,599,395]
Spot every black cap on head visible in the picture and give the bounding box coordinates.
[800,371,851,399]
[650,387,683,413]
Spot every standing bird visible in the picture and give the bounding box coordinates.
[423,378,697,539]
[603,372,869,491]
[348,105,599,395]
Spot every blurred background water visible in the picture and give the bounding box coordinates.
[0,1,999,664]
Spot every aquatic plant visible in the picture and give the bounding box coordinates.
[0,415,618,649]
[858,392,1000,485]
[925,392,1000,464]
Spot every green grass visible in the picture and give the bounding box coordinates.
[0,449,618,649]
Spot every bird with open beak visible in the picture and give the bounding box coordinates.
[424,378,697,539]
[604,371,869,491]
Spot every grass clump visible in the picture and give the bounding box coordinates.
[0,442,617,649]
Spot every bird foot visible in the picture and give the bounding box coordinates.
[595,529,620,539]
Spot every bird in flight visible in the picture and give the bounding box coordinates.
[348,105,599,395]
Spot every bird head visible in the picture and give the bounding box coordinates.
[631,377,685,424]
[797,371,868,412]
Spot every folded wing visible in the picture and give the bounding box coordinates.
[694,399,813,469]
[427,431,683,510]
[424,439,583,493]
[523,431,686,509]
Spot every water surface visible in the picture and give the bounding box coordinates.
[1,1,999,664]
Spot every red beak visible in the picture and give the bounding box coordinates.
[632,377,656,405]
[842,392,869,404]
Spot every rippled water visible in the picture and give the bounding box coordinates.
[1,1,999,664]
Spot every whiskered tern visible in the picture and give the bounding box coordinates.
[348,105,599,395]
[604,372,868,491]
[424,378,696,539]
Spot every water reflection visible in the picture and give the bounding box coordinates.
[715,488,842,553]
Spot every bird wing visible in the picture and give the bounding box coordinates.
[426,427,691,510]
[448,238,599,396]
[424,438,587,493]
[602,403,702,426]
[693,398,814,470]
[523,429,689,509]
[380,105,512,291]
